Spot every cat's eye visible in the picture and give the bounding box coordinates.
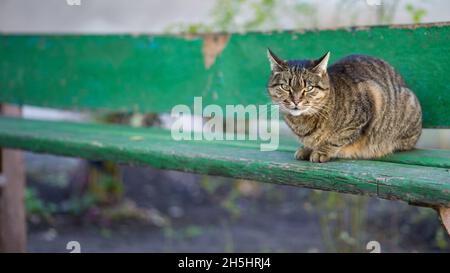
[306,86,314,92]
[280,85,290,91]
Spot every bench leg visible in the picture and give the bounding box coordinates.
[439,207,450,236]
[0,105,26,252]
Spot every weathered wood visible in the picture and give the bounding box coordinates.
[439,208,450,235]
[0,116,448,208]
[276,138,450,169]
[0,106,26,253]
[0,23,449,128]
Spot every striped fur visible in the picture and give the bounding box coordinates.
[267,49,422,163]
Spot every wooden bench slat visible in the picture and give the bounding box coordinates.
[0,116,448,207]
[243,137,450,169]
[1,23,449,128]
[157,132,450,169]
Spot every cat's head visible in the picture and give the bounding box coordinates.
[266,49,331,117]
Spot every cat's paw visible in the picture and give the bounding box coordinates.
[310,151,330,163]
[295,147,312,161]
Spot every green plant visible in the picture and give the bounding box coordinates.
[89,172,124,205]
[184,225,204,239]
[220,181,243,220]
[210,0,246,31]
[61,170,126,217]
[200,176,243,220]
[405,3,427,23]
[243,0,277,30]
[25,187,57,222]
[62,192,98,216]
[435,228,448,250]
[307,190,369,252]
[166,0,317,33]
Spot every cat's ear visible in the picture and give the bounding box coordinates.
[311,51,330,75]
[267,48,287,72]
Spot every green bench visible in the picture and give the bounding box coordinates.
[1,22,449,252]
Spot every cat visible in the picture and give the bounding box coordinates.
[266,49,422,163]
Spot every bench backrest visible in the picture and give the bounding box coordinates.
[0,23,449,128]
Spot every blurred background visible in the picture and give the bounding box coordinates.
[1,0,450,252]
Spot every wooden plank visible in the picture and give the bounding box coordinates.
[0,106,26,253]
[0,23,449,128]
[275,137,450,169]
[0,116,448,208]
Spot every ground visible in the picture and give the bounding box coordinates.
[25,153,450,253]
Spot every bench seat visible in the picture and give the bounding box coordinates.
[0,116,448,208]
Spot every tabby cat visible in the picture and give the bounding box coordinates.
[266,49,422,163]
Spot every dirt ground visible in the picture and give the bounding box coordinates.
[25,154,450,253]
